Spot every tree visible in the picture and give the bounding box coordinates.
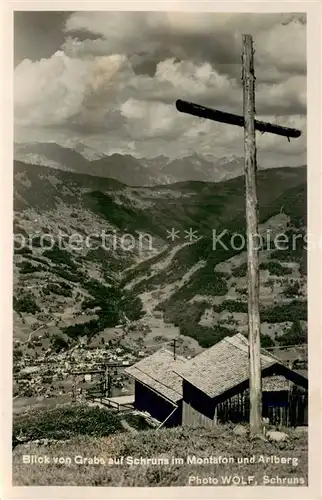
[277,320,306,346]
[51,335,69,353]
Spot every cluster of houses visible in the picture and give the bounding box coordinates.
[125,333,308,428]
[14,343,144,399]
[14,330,308,429]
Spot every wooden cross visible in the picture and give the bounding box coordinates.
[175,100,301,141]
[176,34,302,437]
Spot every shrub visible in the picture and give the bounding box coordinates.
[259,261,292,276]
[81,298,101,311]
[164,301,209,329]
[43,282,73,297]
[232,262,248,277]
[276,320,307,346]
[120,293,144,321]
[43,244,76,269]
[50,335,69,353]
[187,270,228,297]
[180,322,236,348]
[270,229,306,264]
[13,405,124,442]
[283,281,302,298]
[261,334,275,348]
[14,247,32,255]
[17,261,42,274]
[260,300,307,323]
[123,414,152,431]
[80,281,144,332]
[62,320,100,339]
[51,266,84,283]
[83,279,111,300]
[13,349,23,360]
[13,294,40,314]
[299,255,307,275]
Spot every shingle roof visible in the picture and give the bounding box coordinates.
[124,348,188,404]
[175,333,287,399]
[262,375,291,392]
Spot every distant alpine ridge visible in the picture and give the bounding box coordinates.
[14,142,252,186]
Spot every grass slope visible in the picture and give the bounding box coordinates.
[13,422,308,486]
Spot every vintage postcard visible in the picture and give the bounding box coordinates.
[1,1,321,499]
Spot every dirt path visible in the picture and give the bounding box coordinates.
[21,324,48,345]
[138,259,205,314]
[124,240,201,292]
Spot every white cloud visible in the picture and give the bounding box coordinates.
[120,99,179,139]
[255,20,306,74]
[14,12,306,166]
[14,52,87,126]
[14,52,131,128]
[63,12,306,76]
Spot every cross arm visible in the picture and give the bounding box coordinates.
[176,99,301,139]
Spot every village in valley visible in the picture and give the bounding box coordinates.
[13,310,202,407]
[13,307,308,430]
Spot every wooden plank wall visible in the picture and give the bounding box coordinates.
[217,391,249,423]
[182,400,216,428]
[182,387,308,428]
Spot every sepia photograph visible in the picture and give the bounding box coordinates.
[8,7,316,491]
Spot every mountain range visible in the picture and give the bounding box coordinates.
[14,141,296,186]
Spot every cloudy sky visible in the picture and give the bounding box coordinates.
[14,11,306,166]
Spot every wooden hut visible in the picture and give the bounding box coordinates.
[175,333,308,428]
[125,348,188,427]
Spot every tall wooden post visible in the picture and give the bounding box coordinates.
[242,34,263,436]
[72,374,76,402]
[175,34,301,438]
[173,338,178,360]
[105,366,111,398]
